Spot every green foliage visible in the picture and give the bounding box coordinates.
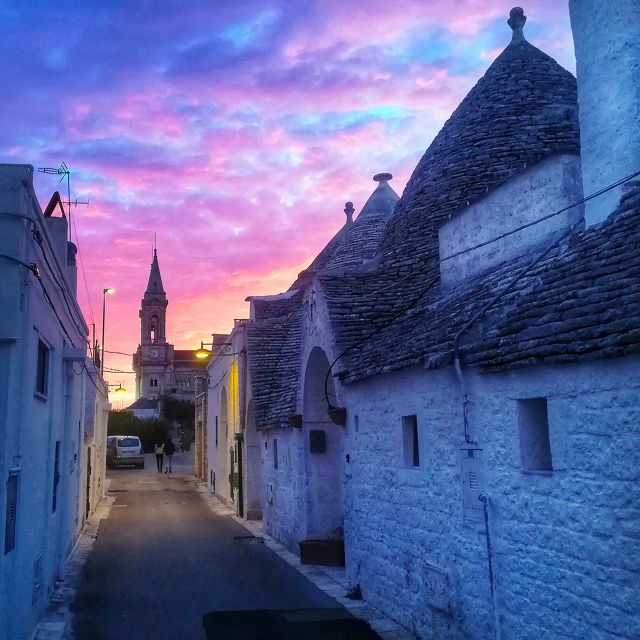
[107,410,169,452]
[161,396,195,446]
[161,397,195,423]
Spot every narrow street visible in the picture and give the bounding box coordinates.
[72,453,380,640]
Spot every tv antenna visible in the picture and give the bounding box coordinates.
[38,162,90,241]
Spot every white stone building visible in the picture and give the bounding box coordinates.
[201,175,399,526]
[0,164,109,640]
[201,5,640,640]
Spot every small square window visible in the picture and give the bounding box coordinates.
[402,415,420,468]
[518,398,552,472]
[36,340,49,396]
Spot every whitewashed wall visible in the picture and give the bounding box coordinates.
[0,164,95,640]
[344,356,640,640]
[260,287,347,553]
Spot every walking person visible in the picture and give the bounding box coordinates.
[164,439,175,473]
[154,441,165,472]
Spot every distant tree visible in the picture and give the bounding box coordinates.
[161,397,195,449]
[107,410,169,452]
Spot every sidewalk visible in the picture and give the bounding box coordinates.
[32,493,115,640]
[195,483,416,640]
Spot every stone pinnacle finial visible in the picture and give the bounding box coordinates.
[508,7,527,42]
[373,173,393,183]
[344,201,355,224]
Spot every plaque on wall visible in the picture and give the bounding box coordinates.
[424,564,450,612]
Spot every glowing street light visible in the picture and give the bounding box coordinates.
[194,341,212,359]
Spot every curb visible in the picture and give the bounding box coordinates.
[195,482,416,640]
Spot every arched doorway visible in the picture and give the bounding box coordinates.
[303,347,344,539]
[244,399,262,520]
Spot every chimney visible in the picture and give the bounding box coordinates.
[344,202,355,225]
[569,0,640,226]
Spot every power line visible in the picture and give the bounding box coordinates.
[31,227,85,337]
[441,167,640,262]
[71,211,95,325]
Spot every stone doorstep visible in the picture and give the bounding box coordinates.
[197,482,417,640]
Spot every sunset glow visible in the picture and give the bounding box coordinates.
[0,1,575,405]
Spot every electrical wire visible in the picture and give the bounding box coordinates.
[1,204,88,341]
[441,167,640,262]
[0,254,39,276]
[31,227,85,337]
[71,212,95,325]
[207,354,240,390]
[102,367,136,375]
[0,254,78,346]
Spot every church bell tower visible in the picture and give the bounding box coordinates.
[133,250,174,399]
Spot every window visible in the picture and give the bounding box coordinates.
[150,315,159,343]
[402,415,420,468]
[215,417,218,448]
[273,439,278,469]
[36,340,49,396]
[4,475,17,554]
[518,398,552,472]
[149,378,158,388]
[52,441,60,513]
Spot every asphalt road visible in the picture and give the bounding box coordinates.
[72,452,343,640]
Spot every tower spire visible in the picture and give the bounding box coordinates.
[145,248,165,295]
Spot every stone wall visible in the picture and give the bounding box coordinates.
[570,0,640,226]
[344,356,640,639]
[439,154,583,287]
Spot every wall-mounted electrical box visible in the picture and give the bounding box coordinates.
[460,447,485,523]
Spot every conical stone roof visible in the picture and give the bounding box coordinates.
[319,8,582,383]
[380,11,580,274]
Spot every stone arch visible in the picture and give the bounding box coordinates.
[303,346,343,539]
[149,314,159,342]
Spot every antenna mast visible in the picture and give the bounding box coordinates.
[38,162,89,241]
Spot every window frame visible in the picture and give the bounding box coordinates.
[402,414,420,468]
[517,397,553,474]
[35,339,50,398]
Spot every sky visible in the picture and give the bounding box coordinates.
[0,1,575,405]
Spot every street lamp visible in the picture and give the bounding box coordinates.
[101,287,115,376]
[194,341,212,359]
[194,341,233,359]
